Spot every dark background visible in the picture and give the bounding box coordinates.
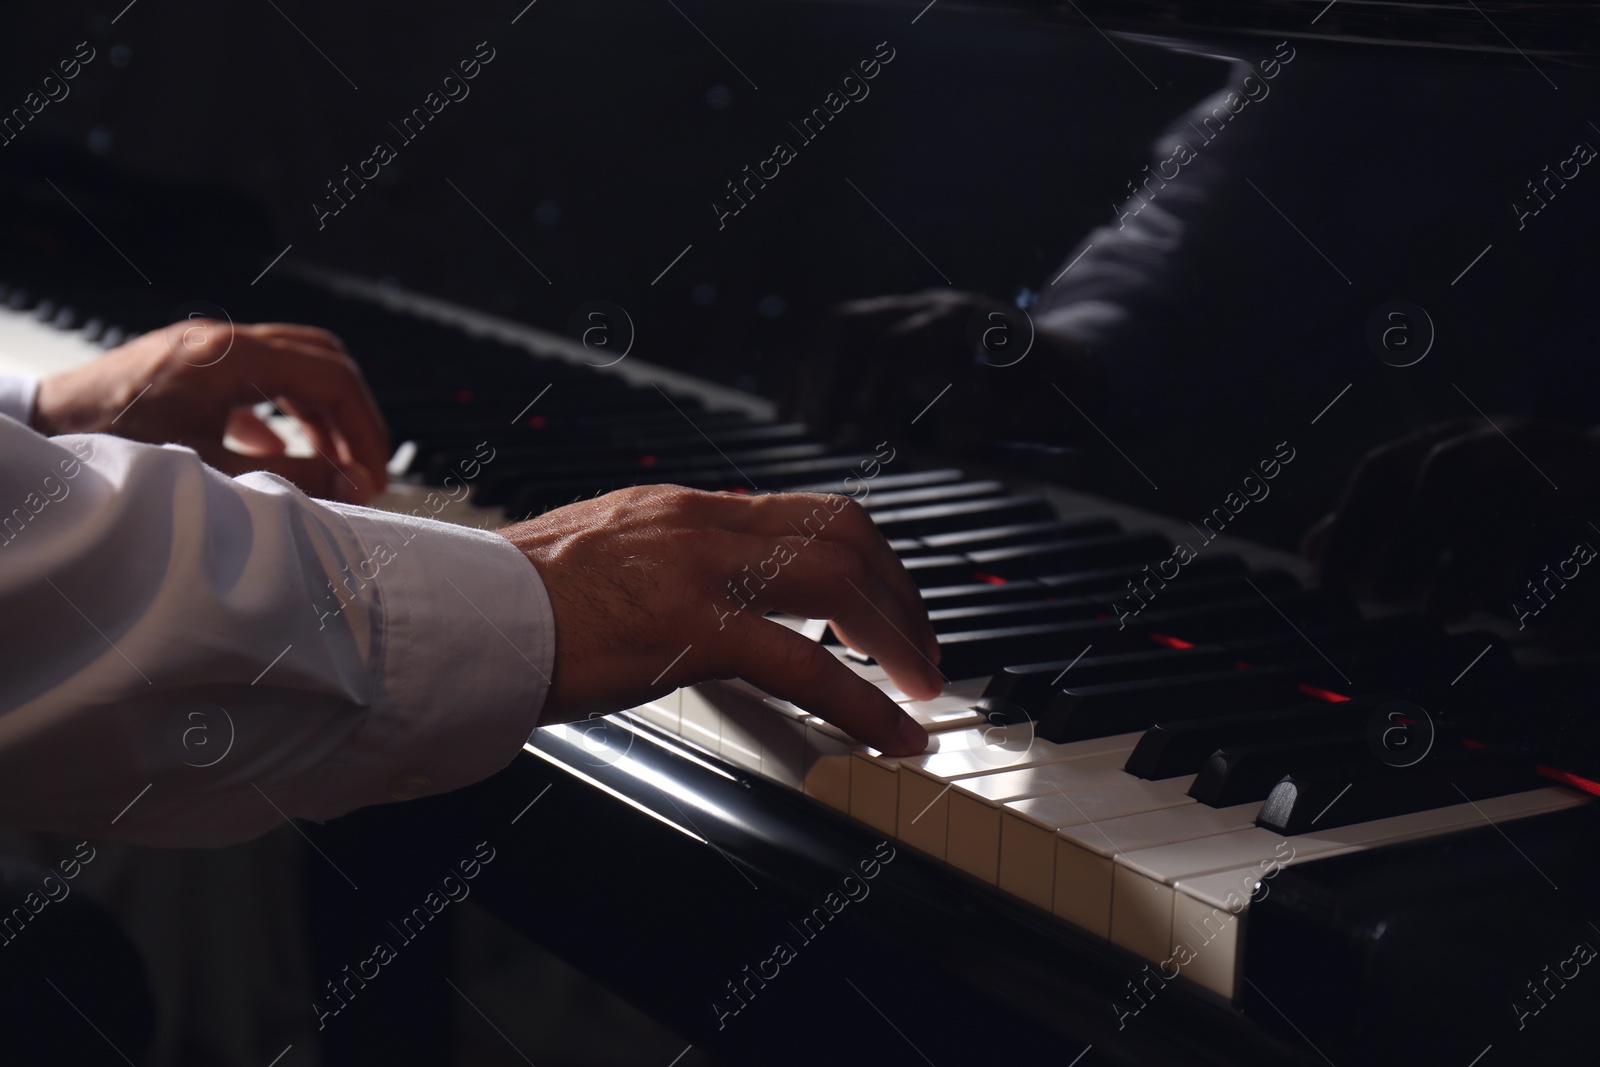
[2,0,1217,393]
[4,0,1597,553]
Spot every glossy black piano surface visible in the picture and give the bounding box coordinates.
[4,2,1600,1065]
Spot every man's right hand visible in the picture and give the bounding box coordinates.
[497,485,942,756]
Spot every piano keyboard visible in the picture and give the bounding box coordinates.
[6,265,1598,1058]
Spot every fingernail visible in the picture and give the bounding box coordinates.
[894,714,929,755]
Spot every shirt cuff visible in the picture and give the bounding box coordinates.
[0,374,38,426]
[308,504,555,813]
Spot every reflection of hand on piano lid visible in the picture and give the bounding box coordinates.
[497,484,942,755]
[1303,416,1600,632]
[787,288,1103,456]
[31,319,391,505]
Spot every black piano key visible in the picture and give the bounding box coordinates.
[928,568,1300,634]
[1126,701,1369,780]
[423,422,815,481]
[1131,658,1581,782]
[965,532,1173,579]
[858,480,1007,510]
[1081,568,1299,614]
[1189,731,1372,806]
[1043,632,1515,742]
[900,555,981,588]
[1444,662,1600,783]
[785,469,966,495]
[917,519,1120,553]
[931,592,1353,681]
[1256,746,1540,834]
[919,580,1049,610]
[977,637,1306,722]
[503,454,882,514]
[477,442,831,501]
[926,563,1192,613]
[1118,631,1511,777]
[1037,665,1318,742]
[1037,553,1246,596]
[870,495,1057,537]
[491,440,827,478]
[927,596,1109,632]
[395,393,743,439]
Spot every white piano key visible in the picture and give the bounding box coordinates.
[851,750,904,835]
[680,681,730,754]
[803,718,857,811]
[1112,786,1589,967]
[718,682,767,774]
[997,778,1197,912]
[1166,867,1262,1001]
[854,722,1035,838]
[680,646,890,760]
[798,696,986,815]
[757,698,812,790]
[628,691,682,735]
[944,736,1144,882]
[838,653,890,683]
[895,725,1074,857]
[1051,803,1259,940]
[899,695,988,726]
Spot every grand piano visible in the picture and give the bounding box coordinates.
[3,1,1599,1064]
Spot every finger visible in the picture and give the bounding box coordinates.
[733,493,939,662]
[272,395,347,466]
[235,340,391,492]
[731,534,944,701]
[717,613,929,755]
[276,392,386,501]
[243,322,348,354]
[224,408,289,455]
[828,618,867,654]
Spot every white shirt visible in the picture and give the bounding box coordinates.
[0,373,555,847]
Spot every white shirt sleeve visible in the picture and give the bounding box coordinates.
[0,373,36,425]
[0,404,555,847]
